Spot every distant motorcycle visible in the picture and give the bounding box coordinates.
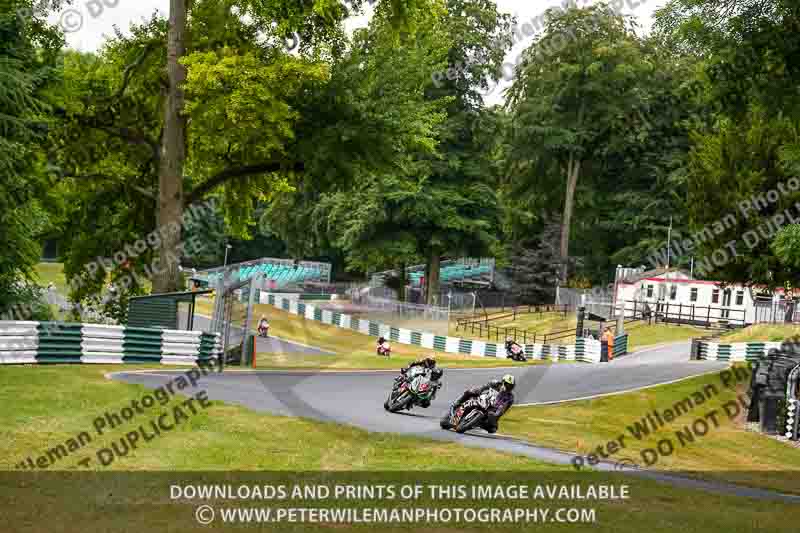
[377,337,391,357]
[441,387,500,433]
[505,343,527,362]
[384,367,442,413]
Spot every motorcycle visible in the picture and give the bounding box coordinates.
[258,324,269,338]
[441,387,500,433]
[384,368,440,413]
[505,343,527,362]
[377,342,391,357]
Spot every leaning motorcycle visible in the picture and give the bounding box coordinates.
[505,345,527,362]
[441,387,500,433]
[384,369,440,413]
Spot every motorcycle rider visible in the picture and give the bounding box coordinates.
[377,336,391,356]
[505,337,523,359]
[441,374,515,433]
[257,315,269,337]
[392,357,442,408]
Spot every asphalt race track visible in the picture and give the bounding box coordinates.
[110,342,800,502]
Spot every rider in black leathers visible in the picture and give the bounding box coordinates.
[505,338,524,359]
[391,357,442,408]
[441,375,515,433]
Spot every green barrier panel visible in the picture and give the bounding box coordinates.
[433,336,447,351]
[484,343,497,357]
[410,331,422,346]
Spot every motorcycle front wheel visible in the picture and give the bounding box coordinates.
[388,391,412,413]
[455,409,484,433]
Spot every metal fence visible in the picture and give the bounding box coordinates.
[614,299,746,329]
[753,298,800,324]
[454,304,574,344]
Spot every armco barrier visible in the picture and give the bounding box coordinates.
[0,321,221,365]
[261,293,610,363]
[613,334,629,358]
[694,340,783,362]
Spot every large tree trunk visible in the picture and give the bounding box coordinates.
[559,155,581,285]
[425,250,441,306]
[559,100,586,286]
[153,0,188,294]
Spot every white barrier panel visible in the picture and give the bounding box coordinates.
[445,337,460,354]
[471,340,486,357]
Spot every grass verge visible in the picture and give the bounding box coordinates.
[720,323,800,343]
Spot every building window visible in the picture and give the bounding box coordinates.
[736,290,744,306]
[690,288,698,302]
[670,285,677,300]
[646,285,653,298]
[712,288,720,304]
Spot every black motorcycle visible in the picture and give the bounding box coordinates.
[384,368,442,413]
[440,387,499,433]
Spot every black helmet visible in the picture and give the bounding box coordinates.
[424,357,436,368]
[430,368,443,381]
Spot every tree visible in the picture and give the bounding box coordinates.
[654,0,800,287]
[507,216,563,303]
[772,225,800,288]
[506,4,657,284]
[51,0,436,306]
[278,0,512,304]
[154,0,189,293]
[0,2,62,317]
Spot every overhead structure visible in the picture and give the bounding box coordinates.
[197,257,331,289]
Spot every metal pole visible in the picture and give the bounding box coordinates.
[666,216,672,269]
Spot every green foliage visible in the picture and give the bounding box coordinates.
[772,225,800,274]
[656,0,800,287]
[0,1,63,316]
[506,4,666,283]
